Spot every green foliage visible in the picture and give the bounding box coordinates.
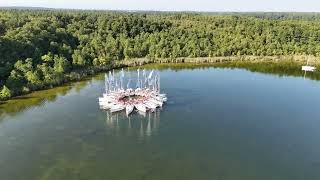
[14,58,33,74]
[41,53,53,63]
[6,70,25,92]
[72,50,85,66]
[25,70,42,88]
[53,56,70,73]
[0,85,11,100]
[2,10,320,98]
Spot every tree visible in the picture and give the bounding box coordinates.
[14,58,33,74]
[6,70,25,92]
[41,53,53,63]
[25,70,42,88]
[3,10,320,99]
[0,86,12,100]
[72,50,85,66]
[53,56,70,73]
[171,45,180,59]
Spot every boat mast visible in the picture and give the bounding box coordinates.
[120,68,124,90]
[158,73,160,93]
[104,73,108,94]
[137,68,140,88]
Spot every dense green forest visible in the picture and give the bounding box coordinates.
[1,10,320,100]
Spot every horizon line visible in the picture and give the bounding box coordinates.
[1,6,320,13]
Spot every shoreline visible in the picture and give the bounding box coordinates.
[1,55,319,102]
[115,55,320,67]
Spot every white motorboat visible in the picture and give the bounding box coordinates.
[302,57,316,72]
[302,66,316,72]
[126,105,134,116]
[135,104,147,113]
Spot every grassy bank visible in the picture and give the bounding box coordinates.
[116,55,320,67]
[1,55,320,102]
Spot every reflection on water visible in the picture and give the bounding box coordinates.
[140,61,320,80]
[105,109,161,139]
[2,61,320,118]
[0,79,90,118]
[1,62,320,180]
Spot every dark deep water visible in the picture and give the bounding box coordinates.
[1,64,320,180]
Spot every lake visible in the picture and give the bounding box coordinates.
[1,63,320,180]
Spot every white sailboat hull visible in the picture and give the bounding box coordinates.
[144,101,158,110]
[110,105,125,113]
[126,105,134,116]
[149,99,163,107]
[135,104,147,113]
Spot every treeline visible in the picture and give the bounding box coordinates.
[1,10,320,100]
[208,12,320,21]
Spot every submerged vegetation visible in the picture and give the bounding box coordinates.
[1,10,320,99]
[0,80,87,117]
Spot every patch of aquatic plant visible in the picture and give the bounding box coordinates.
[0,81,89,117]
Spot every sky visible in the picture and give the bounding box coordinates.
[1,0,320,12]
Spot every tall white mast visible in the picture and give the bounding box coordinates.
[120,68,124,90]
[104,73,108,94]
[158,73,160,93]
[137,69,140,88]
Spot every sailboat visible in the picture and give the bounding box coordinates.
[110,104,125,113]
[126,104,134,116]
[135,104,147,113]
[144,101,158,110]
[99,69,167,116]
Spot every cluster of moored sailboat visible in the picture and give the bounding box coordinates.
[99,69,167,116]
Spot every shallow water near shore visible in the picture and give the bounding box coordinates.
[1,63,320,180]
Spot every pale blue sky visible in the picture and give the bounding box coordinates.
[1,0,320,12]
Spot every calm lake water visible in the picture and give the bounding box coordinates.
[1,64,320,180]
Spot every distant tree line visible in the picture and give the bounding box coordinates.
[1,10,320,99]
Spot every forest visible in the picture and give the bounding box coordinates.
[1,10,320,100]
